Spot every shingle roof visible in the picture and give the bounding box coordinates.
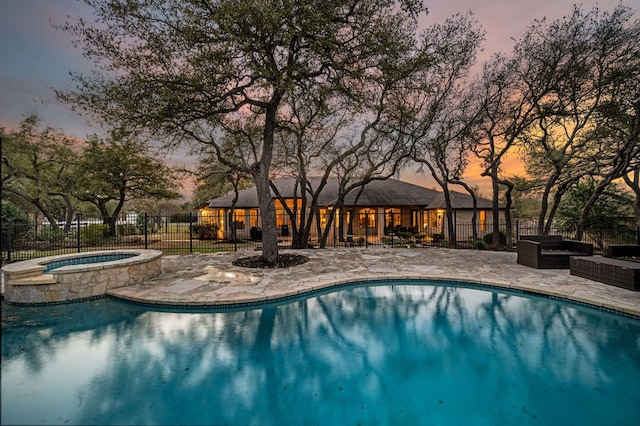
[339,179,439,207]
[207,177,338,208]
[426,191,496,209]
[207,176,498,210]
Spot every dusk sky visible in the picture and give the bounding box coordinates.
[1,0,637,195]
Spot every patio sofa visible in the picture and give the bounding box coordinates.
[570,244,640,291]
[516,235,594,269]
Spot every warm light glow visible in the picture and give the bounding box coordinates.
[479,210,487,231]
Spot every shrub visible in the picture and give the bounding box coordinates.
[472,239,487,250]
[1,201,31,246]
[170,213,197,223]
[117,223,138,236]
[37,227,66,242]
[192,224,219,240]
[81,224,109,245]
[431,233,445,242]
[483,231,506,246]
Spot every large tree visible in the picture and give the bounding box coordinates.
[516,4,640,237]
[267,12,483,248]
[58,0,427,264]
[409,13,484,244]
[556,178,634,248]
[466,54,537,247]
[1,115,81,230]
[74,130,182,235]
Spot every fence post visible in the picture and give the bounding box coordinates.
[515,220,519,242]
[75,213,82,253]
[144,213,148,249]
[637,226,640,245]
[390,211,394,247]
[6,220,13,262]
[364,212,368,249]
[189,212,194,253]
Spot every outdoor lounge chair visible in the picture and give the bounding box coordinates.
[570,256,640,291]
[516,235,593,269]
[568,244,640,291]
[606,244,640,259]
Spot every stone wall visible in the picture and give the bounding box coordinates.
[2,250,162,304]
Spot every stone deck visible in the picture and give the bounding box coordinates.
[105,248,640,317]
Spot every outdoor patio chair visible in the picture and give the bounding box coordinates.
[516,235,593,269]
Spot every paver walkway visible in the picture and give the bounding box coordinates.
[107,248,640,316]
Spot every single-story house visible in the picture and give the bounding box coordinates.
[200,176,505,242]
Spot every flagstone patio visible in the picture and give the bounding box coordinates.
[106,248,640,317]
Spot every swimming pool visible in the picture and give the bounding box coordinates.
[2,280,639,425]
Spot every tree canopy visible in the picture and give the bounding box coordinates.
[57,0,464,263]
[1,114,82,230]
[55,1,640,252]
[74,130,182,234]
[463,4,639,241]
[1,115,181,233]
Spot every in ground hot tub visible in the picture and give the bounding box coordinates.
[2,250,162,304]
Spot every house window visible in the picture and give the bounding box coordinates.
[319,208,331,228]
[218,209,225,228]
[385,208,401,232]
[412,211,420,230]
[359,209,377,229]
[250,209,259,227]
[428,211,438,229]
[232,209,245,230]
[479,210,486,231]
[200,208,214,224]
[275,199,301,227]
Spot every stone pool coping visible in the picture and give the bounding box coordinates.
[2,250,163,304]
[2,250,162,278]
[105,248,640,318]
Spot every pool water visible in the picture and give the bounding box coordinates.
[2,281,640,425]
[42,253,137,273]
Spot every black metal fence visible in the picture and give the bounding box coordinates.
[2,212,639,264]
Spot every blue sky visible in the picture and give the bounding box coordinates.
[0,0,98,138]
[1,0,637,192]
[3,0,636,138]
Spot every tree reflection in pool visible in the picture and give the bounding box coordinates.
[2,281,640,425]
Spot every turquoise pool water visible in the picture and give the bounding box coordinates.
[2,281,640,425]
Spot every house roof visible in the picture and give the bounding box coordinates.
[339,179,439,207]
[207,176,498,210]
[427,191,496,210]
[207,177,339,209]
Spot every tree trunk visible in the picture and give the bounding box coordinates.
[502,180,514,248]
[453,180,478,241]
[253,97,280,264]
[253,169,278,264]
[490,170,501,247]
[623,169,640,227]
[442,186,456,244]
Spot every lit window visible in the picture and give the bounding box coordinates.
[232,209,245,229]
[359,209,377,229]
